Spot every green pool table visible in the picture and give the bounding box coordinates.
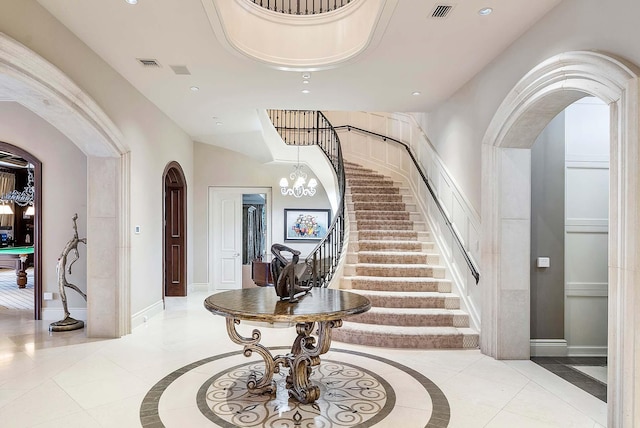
[0,246,34,288]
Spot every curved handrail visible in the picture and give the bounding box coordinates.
[333,125,480,284]
[250,0,352,15]
[267,110,346,288]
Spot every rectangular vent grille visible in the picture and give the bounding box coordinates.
[170,65,191,75]
[431,5,453,18]
[137,58,161,68]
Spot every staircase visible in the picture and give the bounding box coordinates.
[333,162,479,349]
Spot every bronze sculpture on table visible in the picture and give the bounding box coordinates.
[270,243,312,302]
[50,213,87,332]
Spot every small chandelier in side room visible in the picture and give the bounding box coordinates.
[0,167,36,215]
[279,146,317,198]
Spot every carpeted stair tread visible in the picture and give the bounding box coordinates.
[357,250,436,256]
[352,202,406,211]
[347,289,452,298]
[354,211,410,220]
[356,220,414,227]
[345,276,451,293]
[347,181,396,188]
[356,240,428,251]
[350,186,399,194]
[332,323,478,349]
[357,231,420,240]
[347,289,458,308]
[350,194,404,203]
[349,307,469,327]
[357,251,439,264]
[337,323,462,335]
[354,263,445,278]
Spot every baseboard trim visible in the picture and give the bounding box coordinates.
[567,346,608,357]
[530,339,568,357]
[41,308,87,322]
[131,300,164,330]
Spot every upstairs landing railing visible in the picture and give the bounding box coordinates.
[267,110,346,288]
[250,0,352,15]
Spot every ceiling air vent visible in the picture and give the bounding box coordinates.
[431,4,453,18]
[137,58,161,68]
[170,65,191,75]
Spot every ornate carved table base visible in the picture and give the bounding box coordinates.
[226,317,342,404]
[204,288,370,405]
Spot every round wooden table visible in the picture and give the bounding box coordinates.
[204,287,370,404]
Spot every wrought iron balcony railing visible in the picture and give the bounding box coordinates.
[251,0,352,15]
[268,110,345,288]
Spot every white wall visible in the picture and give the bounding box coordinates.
[420,0,640,213]
[325,111,481,330]
[530,111,565,345]
[0,102,87,317]
[193,142,332,286]
[0,0,194,323]
[564,97,609,356]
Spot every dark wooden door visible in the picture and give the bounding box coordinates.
[164,163,186,297]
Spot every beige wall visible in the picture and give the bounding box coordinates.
[0,0,194,317]
[0,102,87,315]
[193,142,331,286]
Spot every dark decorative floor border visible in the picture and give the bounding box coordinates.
[140,347,451,428]
[531,357,607,402]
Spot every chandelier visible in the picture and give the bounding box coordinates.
[279,147,317,198]
[1,167,35,215]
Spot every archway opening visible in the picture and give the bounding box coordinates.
[0,32,130,337]
[481,51,640,426]
[0,142,41,319]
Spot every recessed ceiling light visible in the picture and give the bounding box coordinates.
[190,86,199,91]
[302,72,311,79]
[412,91,421,96]
[301,89,310,94]
[478,7,493,16]
[125,0,138,4]
[302,80,309,84]
[216,122,223,126]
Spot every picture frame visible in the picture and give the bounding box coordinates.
[284,208,331,242]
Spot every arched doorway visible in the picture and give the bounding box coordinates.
[481,51,640,426]
[0,33,130,337]
[163,162,187,297]
[0,141,41,318]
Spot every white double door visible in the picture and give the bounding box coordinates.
[209,187,270,290]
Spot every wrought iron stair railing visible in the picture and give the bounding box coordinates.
[268,110,346,288]
[251,0,352,15]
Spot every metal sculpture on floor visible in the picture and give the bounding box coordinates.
[270,243,312,302]
[50,213,87,332]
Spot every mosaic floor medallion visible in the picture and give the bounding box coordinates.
[197,360,392,427]
[140,347,450,427]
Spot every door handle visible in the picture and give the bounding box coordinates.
[234,253,240,257]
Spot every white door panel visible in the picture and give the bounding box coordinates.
[209,187,272,291]
[211,190,242,290]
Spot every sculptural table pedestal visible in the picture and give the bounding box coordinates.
[204,287,370,404]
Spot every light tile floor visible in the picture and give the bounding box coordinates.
[0,291,608,427]
[572,366,607,384]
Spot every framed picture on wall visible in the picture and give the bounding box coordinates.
[284,208,331,242]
